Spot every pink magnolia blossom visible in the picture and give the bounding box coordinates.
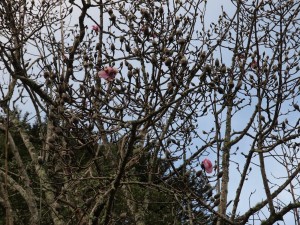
[98,66,118,82]
[92,25,100,34]
[201,158,213,173]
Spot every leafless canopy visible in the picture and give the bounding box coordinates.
[0,0,300,225]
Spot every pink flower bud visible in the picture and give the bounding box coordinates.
[201,158,213,173]
[92,25,100,34]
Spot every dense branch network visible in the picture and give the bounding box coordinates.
[0,0,300,225]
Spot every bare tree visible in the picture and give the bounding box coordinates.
[1,0,300,224]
